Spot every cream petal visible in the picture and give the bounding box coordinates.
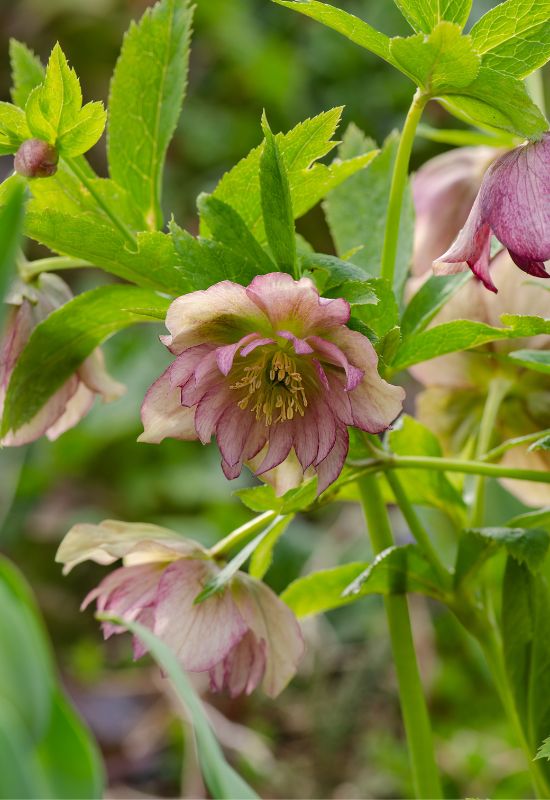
[139,367,198,444]
[78,349,125,402]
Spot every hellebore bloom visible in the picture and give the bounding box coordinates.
[0,274,124,445]
[434,134,550,292]
[412,146,499,277]
[139,273,404,494]
[56,520,304,698]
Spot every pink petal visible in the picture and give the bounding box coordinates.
[294,417,318,471]
[153,559,248,672]
[316,423,349,494]
[139,367,198,444]
[209,631,266,698]
[194,385,235,444]
[276,330,314,355]
[78,349,125,402]
[45,381,95,441]
[240,337,275,357]
[254,424,294,475]
[168,344,215,388]
[215,333,259,376]
[1,375,80,447]
[216,404,255,467]
[308,335,364,391]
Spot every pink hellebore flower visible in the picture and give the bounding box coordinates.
[56,520,304,698]
[434,134,550,292]
[139,273,404,494]
[0,274,124,445]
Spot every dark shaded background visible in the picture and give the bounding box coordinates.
[0,1,544,797]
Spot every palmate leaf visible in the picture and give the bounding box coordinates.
[107,0,193,230]
[1,285,170,438]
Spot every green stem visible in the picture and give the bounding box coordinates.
[208,511,277,558]
[380,89,429,286]
[358,474,443,799]
[20,256,94,282]
[62,156,137,248]
[471,378,511,526]
[482,428,550,463]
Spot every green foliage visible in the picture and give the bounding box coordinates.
[393,0,472,33]
[0,178,25,328]
[536,737,550,761]
[203,108,376,245]
[249,516,295,579]
[400,273,471,338]
[530,435,550,452]
[0,557,103,799]
[281,562,369,617]
[25,43,106,157]
[1,286,169,438]
[324,126,414,297]
[416,122,517,147]
[344,544,449,600]
[99,614,258,800]
[236,478,318,514]
[508,350,550,375]
[107,0,193,230]
[390,22,480,92]
[260,115,296,274]
[0,102,30,155]
[9,39,44,109]
[470,0,550,79]
[454,527,550,588]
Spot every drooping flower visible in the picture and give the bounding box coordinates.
[412,146,499,277]
[0,274,124,445]
[434,133,550,292]
[56,520,304,698]
[139,273,404,494]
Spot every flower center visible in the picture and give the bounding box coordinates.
[231,350,308,425]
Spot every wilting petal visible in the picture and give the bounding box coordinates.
[154,560,248,672]
[139,367,197,444]
[232,575,304,698]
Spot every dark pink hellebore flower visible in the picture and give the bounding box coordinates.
[434,133,550,292]
[139,273,404,493]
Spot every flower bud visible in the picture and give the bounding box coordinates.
[14,139,58,178]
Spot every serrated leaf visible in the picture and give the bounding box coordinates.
[344,544,448,600]
[299,252,368,291]
[58,101,107,157]
[98,614,258,800]
[470,0,550,79]
[440,67,547,139]
[536,736,550,761]
[108,0,193,230]
[454,527,550,587]
[507,507,550,530]
[281,563,369,617]
[272,0,394,63]
[400,272,471,338]
[324,126,414,298]
[260,115,296,274]
[393,0,472,32]
[508,349,550,375]
[25,43,82,144]
[1,285,169,437]
[204,108,376,245]
[332,277,399,338]
[390,22,480,91]
[10,39,45,109]
[0,101,31,154]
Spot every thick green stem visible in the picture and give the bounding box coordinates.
[470,378,511,526]
[358,474,442,799]
[380,89,429,286]
[62,156,137,248]
[20,256,93,282]
[208,511,277,558]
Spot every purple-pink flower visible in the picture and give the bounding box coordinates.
[139,273,404,493]
[56,520,304,698]
[434,133,550,292]
[0,274,124,445]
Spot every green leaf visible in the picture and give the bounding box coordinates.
[0,101,31,154]
[204,108,376,245]
[249,516,295,580]
[260,115,296,274]
[107,0,193,230]
[196,195,275,274]
[393,0,472,32]
[440,68,548,139]
[530,435,550,452]
[271,0,394,63]
[388,415,466,519]
[281,563,369,618]
[336,277,399,339]
[0,178,25,330]
[344,544,449,600]
[390,22,480,91]
[508,349,550,375]
[400,272,471,338]
[454,527,550,587]
[10,39,45,109]
[1,285,169,437]
[195,516,292,603]
[57,101,107,157]
[506,507,550,531]
[470,0,550,79]
[299,251,368,291]
[536,736,550,761]
[324,126,414,298]
[25,43,81,143]
[236,478,318,515]
[98,614,258,800]
[501,559,550,767]
[24,209,190,294]
[416,122,518,147]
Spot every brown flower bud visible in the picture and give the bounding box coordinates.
[14,139,58,178]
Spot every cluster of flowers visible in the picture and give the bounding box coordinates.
[2,130,549,695]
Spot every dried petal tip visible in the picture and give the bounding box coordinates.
[14,139,58,178]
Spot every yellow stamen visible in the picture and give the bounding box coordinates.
[231,350,308,426]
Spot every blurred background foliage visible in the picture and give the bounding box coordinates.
[0,0,546,797]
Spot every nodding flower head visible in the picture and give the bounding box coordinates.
[434,133,550,292]
[139,273,405,494]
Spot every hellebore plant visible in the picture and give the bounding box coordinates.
[3,0,550,799]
